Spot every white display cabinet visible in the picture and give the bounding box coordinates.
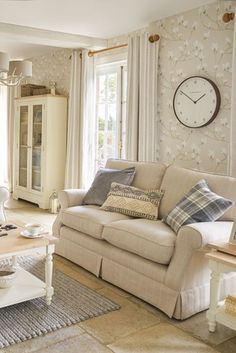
[13,95,67,209]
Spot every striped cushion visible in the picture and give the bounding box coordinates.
[164,179,233,233]
[101,182,164,220]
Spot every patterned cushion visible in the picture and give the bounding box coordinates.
[164,179,233,233]
[101,182,164,220]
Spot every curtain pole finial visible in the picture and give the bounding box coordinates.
[223,12,234,23]
[149,34,160,43]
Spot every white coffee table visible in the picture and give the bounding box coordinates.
[0,223,57,308]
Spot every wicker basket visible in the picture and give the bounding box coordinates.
[225,295,236,316]
[21,84,46,97]
[33,88,51,96]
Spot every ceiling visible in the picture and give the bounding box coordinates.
[0,0,215,58]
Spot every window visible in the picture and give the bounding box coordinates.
[95,62,127,169]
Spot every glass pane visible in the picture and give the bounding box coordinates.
[32,105,42,191]
[95,67,120,170]
[108,104,117,157]
[108,104,116,131]
[98,75,106,102]
[97,131,105,169]
[19,106,28,187]
[121,68,127,159]
[98,104,105,131]
[106,131,116,159]
[107,73,117,102]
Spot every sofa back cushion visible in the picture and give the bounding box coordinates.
[105,159,167,190]
[159,165,236,221]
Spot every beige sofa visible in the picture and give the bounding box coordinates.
[53,159,236,319]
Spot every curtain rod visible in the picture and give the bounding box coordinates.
[223,12,234,23]
[87,34,160,57]
[88,44,128,57]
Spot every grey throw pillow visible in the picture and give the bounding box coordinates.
[82,167,136,206]
[164,179,233,233]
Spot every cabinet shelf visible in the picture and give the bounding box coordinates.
[32,185,41,191]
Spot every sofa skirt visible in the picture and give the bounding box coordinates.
[56,237,102,277]
[55,227,236,319]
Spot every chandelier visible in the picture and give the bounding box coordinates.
[0,52,32,87]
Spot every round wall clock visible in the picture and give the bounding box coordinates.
[173,76,221,128]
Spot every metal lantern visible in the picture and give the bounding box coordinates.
[49,191,59,214]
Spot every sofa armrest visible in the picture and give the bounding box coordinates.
[180,221,234,248]
[165,221,233,290]
[52,188,87,237]
[58,189,87,209]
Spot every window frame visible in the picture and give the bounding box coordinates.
[95,60,127,168]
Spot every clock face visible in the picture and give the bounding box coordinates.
[173,76,221,128]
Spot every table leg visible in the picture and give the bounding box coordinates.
[11,255,17,269]
[207,268,221,332]
[45,246,54,305]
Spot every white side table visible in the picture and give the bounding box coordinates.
[206,251,236,332]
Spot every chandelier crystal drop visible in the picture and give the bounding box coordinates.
[0,52,32,87]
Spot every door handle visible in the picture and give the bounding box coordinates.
[26,145,32,148]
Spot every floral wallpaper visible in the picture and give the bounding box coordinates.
[109,1,235,175]
[153,1,234,174]
[28,1,235,175]
[27,48,72,96]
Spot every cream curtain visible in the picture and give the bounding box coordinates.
[65,50,82,188]
[65,50,96,189]
[126,32,159,162]
[80,50,96,189]
[0,86,8,186]
[230,19,236,177]
[7,86,20,190]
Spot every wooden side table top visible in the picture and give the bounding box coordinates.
[0,223,58,255]
[206,251,236,269]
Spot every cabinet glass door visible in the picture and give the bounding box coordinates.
[32,104,42,191]
[19,106,28,188]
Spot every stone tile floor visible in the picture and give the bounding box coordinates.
[1,198,236,353]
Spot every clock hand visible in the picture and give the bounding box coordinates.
[195,93,206,103]
[180,90,195,103]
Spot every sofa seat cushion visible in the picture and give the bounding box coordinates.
[103,219,176,264]
[61,205,131,239]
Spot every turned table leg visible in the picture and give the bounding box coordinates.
[207,264,221,332]
[11,255,17,269]
[45,246,54,305]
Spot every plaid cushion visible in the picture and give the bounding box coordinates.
[164,179,233,233]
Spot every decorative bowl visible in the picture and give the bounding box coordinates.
[0,267,17,288]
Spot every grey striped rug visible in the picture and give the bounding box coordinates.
[0,256,120,348]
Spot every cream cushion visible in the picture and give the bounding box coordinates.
[61,205,131,239]
[103,219,176,264]
[159,165,236,221]
[101,182,163,220]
